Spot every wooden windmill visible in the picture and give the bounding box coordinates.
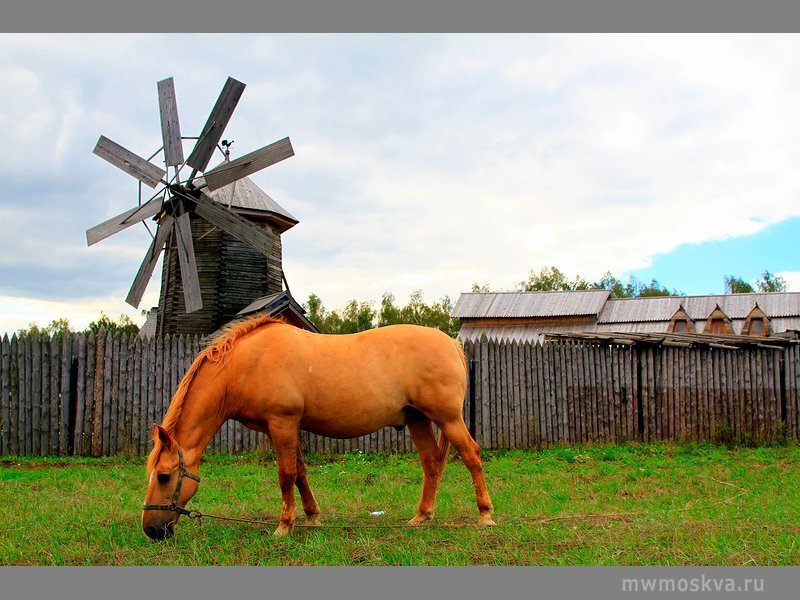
[88,76,305,335]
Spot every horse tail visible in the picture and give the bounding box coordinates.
[453,337,468,376]
[435,427,450,486]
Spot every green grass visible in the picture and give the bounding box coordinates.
[1,443,799,565]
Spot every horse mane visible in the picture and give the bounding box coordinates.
[146,313,285,472]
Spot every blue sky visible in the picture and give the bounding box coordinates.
[1,34,799,333]
[631,217,800,295]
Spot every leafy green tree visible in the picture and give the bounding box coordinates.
[392,291,459,337]
[756,270,787,293]
[378,292,403,327]
[305,291,459,337]
[17,318,73,337]
[471,282,491,292]
[724,275,755,294]
[593,272,678,298]
[593,272,636,298]
[338,300,377,334]
[302,295,374,334]
[725,271,787,294]
[636,278,675,297]
[86,312,140,335]
[304,293,327,328]
[518,266,590,292]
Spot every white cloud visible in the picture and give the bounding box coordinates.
[2,33,800,329]
[777,271,800,292]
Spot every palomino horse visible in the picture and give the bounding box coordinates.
[142,316,495,539]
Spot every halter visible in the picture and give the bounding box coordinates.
[142,447,201,517]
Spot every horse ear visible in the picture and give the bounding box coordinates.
[152,424,174,452]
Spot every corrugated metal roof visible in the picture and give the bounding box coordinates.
[596,292,800,323]
[681,293,800,319]
[598,297,681,323]
[453,291,610,319]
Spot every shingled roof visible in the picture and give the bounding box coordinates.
[195,165,298,234]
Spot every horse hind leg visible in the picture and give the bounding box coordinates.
[295,444,321,525]
[407,415,448,525]
[439,419,496,526]
[269,421,301,537]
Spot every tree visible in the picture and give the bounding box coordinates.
[17,318,73,337]
[724,271,787,294]
[305,291,459,338]
[756,270,787,293]
[724,275,755,294]
[592,272,677,298]
[304,293,327,328]
[518,266,590,292]
[394,290,458,338]
[471,282,491,292]
[85,312,140,335]
[593,272,636,298]
[338,300,376,334]
[636,278,675,297]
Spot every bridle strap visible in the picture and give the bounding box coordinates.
[142,447,200,514]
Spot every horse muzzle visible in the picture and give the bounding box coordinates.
[144,521,175,541]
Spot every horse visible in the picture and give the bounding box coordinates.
[141,315,495,539]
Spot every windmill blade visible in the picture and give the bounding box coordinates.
[185,190,275,258]
[174,211,203,313]
[185,77,246,173]
[157,77,184,167]
[86,197,163,246]
[93,135,167,188]
[125,214,174,308]
[203,137,294,191]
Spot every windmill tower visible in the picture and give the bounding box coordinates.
[156,160,300,336]
[87,76,317,337]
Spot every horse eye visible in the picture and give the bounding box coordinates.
[157,473,171,484]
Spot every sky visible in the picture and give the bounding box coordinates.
[1,33,800,334]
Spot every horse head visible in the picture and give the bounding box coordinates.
[142,424,201,541]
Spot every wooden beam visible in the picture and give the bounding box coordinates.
[174,212,203,313]
[93,135,166,188]
[185,77,245,173]
[126,215,174,308]
[203,137,294,191]
[187,190,275,258]
[86,198,163,246]
[157,77,184,167]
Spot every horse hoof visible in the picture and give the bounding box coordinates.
[408,514,433,526]
[273,524,293,537]
[305,516,322,527]
[478,514,497,527]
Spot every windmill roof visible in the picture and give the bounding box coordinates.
[196,164,298,233]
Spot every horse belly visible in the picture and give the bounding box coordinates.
[300,396,407,439]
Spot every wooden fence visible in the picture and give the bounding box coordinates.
[462,339,795,448]
[0,331,415,457]
[0,332,798,456]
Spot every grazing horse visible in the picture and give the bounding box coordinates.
[142,316,495,539]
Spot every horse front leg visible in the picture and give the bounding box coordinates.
[295,444,321,525]
[270,421,300,537]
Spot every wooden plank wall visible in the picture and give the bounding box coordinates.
[463,339,788,448]
[0,332,796,456]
